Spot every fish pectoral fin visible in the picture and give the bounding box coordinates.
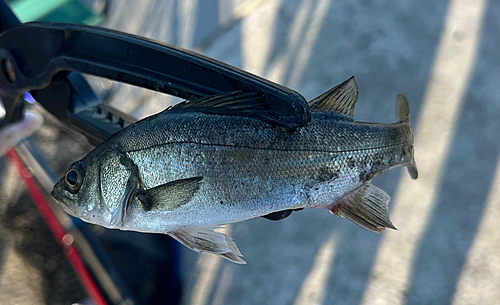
[137,177,203,211]
[168,227,246,264]
[169,91,309,130]
[308,76,358,118]
[329,183,396,233]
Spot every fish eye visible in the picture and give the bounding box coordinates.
[65,169,82,192]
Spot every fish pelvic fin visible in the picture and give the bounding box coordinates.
[329,183,396,233]
[308,76,358,118]
[168,227,246,264]
[395,94,418,179]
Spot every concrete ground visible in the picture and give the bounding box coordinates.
[3,0,499,304]
[103,0,500,304]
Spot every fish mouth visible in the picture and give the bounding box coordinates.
[51,189,79,217]
[60,203,80,217]
[51,189,69,205]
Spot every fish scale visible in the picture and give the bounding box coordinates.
[52,77,417,264]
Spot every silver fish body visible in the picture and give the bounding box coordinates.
[52,77,417,263]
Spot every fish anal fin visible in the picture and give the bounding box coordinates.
[168,227,246,264]
[137,177,202,211]
[308,76,358,118]
[262,210,293,221]
[329,183,396,233]
[261,208,304,221]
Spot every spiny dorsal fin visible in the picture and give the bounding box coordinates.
[171,91,265,110]
[137,177,203,211]
[329,183,395,233]
[308,77,358,118]
[169,91,303,129]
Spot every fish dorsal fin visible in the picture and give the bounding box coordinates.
[329,183,395,233]
[168,227,246,264]
[169,91,304,129]
[171,91,265,110]
[308,77,358,118]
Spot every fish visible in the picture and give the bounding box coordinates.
[51,77,418,264]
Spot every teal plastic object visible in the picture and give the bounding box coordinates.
[8,0,105,25]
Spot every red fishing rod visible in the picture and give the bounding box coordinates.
[6,147,108,305]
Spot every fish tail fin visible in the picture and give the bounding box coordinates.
[329,183,396,233]
[395,94,418,180]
